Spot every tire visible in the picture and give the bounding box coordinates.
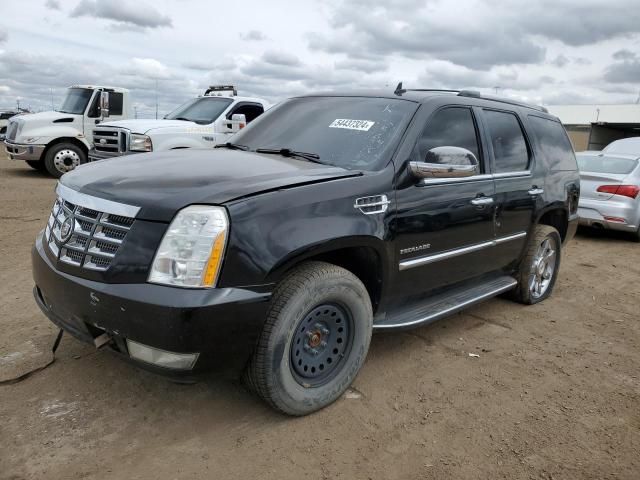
[245,261,373,416]
[44,143,86,178]
[25,160,46,171]
[512,225,562,305]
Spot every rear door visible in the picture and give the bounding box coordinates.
[392,106,496,299]
[478,108,534,266]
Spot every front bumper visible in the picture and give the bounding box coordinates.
[4,141,46,161]
[578,198,639,233]
[32,233,271,379]
[88,148,137,162]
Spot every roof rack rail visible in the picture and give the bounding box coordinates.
[392,84,548,112]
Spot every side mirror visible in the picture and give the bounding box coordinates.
[224,113,247,133]
[100,91,110,118]
[409,146,479,179]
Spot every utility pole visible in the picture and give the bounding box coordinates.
[16,98,20,111]
[636,89,640,104]
[155,79,158,120]
[493,86,501,95]
[134,105,138,119]
[50,88,54,110]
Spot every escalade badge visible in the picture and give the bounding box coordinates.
[60,216,75,243]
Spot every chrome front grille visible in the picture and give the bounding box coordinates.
[93,127,128,155]
[44,188,137,272]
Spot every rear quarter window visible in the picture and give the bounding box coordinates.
[528,115,577,171]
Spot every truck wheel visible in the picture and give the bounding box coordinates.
[512,225,562,305]
[26,160,46,171]
[245,261,373,416]
[44,143,86,178]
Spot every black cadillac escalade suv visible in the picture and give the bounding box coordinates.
[32,87,580,415]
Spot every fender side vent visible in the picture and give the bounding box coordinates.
[354,195,390,215]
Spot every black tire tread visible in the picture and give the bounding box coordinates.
[245,261,370,415]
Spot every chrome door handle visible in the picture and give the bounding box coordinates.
[528,188,544,195]
[471,197,494,206]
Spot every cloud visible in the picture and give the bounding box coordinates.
[45,0,61,10]
[308,1,546,70]
[70,0,172,29]
[0,28,7,44]
[550,55,569,68]
[261,51,301,67]
[334,58,388,74]
[604,50,640,83]
[240,30,267,41]
[309,0,640,71]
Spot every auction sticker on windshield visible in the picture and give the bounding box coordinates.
[329,119,375,131]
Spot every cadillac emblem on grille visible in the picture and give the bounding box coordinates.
[59,216,75,243]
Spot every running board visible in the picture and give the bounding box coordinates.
[373,275,517,331]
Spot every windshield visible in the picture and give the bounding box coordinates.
[231,96,417,170]
[58,88,94,114]
[165,97,233,125]
[577,154,639,174]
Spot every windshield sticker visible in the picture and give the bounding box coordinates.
[329,119,375,131]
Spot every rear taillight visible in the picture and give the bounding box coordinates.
[596,185,640,199]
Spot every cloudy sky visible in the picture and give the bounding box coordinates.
[0,0,639,116]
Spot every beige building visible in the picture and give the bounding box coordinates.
[546,104,640,152]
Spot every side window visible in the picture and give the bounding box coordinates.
[483,110,529,172]
[109,92,124,116]
[415,107,482,171]
[228,103,264,123]
[528,115,577,171]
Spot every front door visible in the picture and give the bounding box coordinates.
[391,106,497,301]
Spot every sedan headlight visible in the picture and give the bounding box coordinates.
[149,205,228,288]
[129,133,153,152]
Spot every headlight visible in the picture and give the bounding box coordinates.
[148,205,228,288]
[129,133,152,152]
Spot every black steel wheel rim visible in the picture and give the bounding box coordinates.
[290,303,353,387]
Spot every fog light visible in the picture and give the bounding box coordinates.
[126,340,199,370]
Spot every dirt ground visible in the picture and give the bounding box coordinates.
[0,150,638,480]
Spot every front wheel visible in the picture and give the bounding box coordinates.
[25,160,46,171]
[512,225,562,305]
[44,143,86,178]
[245,261,373,416]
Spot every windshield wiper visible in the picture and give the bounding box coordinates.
[215,142,249,151]
[255,148,323,164]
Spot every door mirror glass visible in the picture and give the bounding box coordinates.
[100,91,110,118]
[409,146,479,179]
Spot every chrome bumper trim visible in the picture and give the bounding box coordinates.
[4,141,46,161]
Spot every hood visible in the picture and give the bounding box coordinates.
[17,110,79,128]
[60,149,360,222]
[100,118,195,133]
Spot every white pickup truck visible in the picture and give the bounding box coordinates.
[89,86,269,162]
[3,85,131,177]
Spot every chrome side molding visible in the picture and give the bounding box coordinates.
[399,232,526,270]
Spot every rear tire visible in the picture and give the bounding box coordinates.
[25,160,45,171]
[244,261,373,416]
[512,225,562,305]
[44,143,86,178]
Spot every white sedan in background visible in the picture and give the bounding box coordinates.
[576,150,640,241]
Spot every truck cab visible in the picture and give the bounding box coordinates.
[89,85,269,162]
[3,85,131,177]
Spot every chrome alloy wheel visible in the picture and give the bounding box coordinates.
[53,149,81,173]
[528,237,557,299]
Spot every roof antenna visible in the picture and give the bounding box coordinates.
[394,82,405,96]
